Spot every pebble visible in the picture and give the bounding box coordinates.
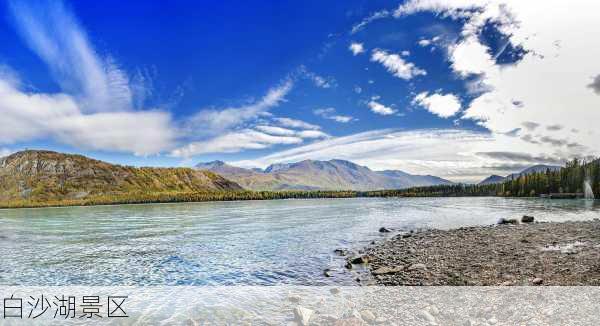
[360,310,376,323]
[408,263,427,271]
[419,309,436,323]
[372,266,404,275]
[293,306,314,326]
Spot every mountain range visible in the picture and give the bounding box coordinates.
[477,164,562,185]
[195,159,455,191]
[0,150,241,202]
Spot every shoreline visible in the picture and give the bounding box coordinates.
[354,219,600,286]
[1,190,589,210]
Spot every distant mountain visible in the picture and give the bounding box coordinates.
[377,170,455,188]
[478,164,562,185]
[478,175,507,185]
[0,150,242,202]
[196,159,454,191]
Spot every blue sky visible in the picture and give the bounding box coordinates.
[1,0,599,182]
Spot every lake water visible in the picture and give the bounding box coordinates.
[0,197,598,286]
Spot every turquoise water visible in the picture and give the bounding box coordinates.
[0,197,598,286]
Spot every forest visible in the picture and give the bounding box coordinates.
[369,157,599,199]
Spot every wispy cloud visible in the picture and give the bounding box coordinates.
[170,125,328,158]
[1,0,175,155]
[351,10,390,34]
[313,107,354,123]
[370,49,426,80]
[8,0,137,112]
[183,80,293,136]
[273,117,321,130]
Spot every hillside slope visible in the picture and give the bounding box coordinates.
[0,150,242,202]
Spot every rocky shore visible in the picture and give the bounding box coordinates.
[353,218,600,286]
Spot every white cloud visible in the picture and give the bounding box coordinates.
[255,125,297,136]
[413,92,462,118]
[0,79,176,155]
[418,39,431,47]
[273,117,321,130]
[349,42,365,55]
[367,99,396,115]
[313,107,354,123]
[370,49,426,80]
[297,130,330,139]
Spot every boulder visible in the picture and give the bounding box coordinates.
[350,256,369,264]
[334,248,351,256]
[532,277,544,285]
[498,218,518,225]
[379,227,391,233]
[323,269,333,277]
[521,215,535,223]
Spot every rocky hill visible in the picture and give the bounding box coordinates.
[196,159,454,191]
[0,150,242,202]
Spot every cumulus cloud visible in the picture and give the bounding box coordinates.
[313,107,354,123]
[393,0,600,159]
[0,79,176,155]
[349,42,365,55]
[371,49,426,80]
[367,98,397,115]
[413,92,462,118]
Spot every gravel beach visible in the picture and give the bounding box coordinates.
[360,219,600,286]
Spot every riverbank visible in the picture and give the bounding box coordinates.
[360,219,600,285]
[0,188,509,209]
